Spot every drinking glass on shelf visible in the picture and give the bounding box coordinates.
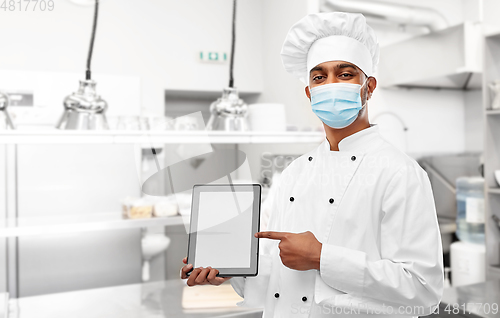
[149,116,174,131]
[107,116,120,130]
[174,115,199,131]
[118,116,141,130]
[139,117,150,130]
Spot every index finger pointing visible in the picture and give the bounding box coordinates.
[255,231,290,240]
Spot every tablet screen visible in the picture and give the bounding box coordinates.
[194,191,253,268]
[188,184,261,276]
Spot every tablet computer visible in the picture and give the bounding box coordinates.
[186,184,261,277]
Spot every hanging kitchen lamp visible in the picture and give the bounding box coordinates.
[56,0,108,130]
[206,0,249,131]
[0,92,15,129]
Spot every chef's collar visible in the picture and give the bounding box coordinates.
[323,124,380,153]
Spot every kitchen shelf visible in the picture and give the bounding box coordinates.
[485,109,500,115]
[487,187,500,194]
[484,25,500,39]
[165,88,261,99]
[0,214,187,238]
[379,22,483,90]
[489,265,500,276]
[0,130,325,145]
[484,25,500,280]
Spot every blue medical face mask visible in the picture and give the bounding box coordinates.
[310,80,368,129]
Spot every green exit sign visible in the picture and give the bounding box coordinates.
[199,51,228,63]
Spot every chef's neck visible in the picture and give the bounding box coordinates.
[323,114,371,151]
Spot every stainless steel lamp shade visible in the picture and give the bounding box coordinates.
[206,87,248,131]
[56,80,109,130]
[0,91,15,129]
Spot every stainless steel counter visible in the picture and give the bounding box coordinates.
[439,280,500,318]
[11,278,498,318]
[8,279,263,318]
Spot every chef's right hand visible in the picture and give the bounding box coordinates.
[181,257,231,286]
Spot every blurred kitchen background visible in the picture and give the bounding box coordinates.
[0,0,500,317]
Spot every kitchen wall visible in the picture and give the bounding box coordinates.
[348,0,478,46]
[483,0,500,30]
[366,0,481,157]
[254,0,319,130]
[369,88,466,156]
[237,0,319,182]
[464,89,484,153]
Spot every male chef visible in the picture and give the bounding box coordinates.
[181,12,444,317]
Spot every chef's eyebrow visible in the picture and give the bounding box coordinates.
[336,63,359,72]
[310,66,324,73]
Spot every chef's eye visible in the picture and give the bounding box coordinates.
[339,73,353,78]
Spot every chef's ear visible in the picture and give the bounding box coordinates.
[305,86,311,101]
[367,77,377,101]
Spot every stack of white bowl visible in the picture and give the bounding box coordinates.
[247,103,286,132]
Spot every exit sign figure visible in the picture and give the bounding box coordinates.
[199,51,228,63]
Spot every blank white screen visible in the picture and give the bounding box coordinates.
[194,191,253,269]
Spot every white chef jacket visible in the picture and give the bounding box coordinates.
[231,125,444,318]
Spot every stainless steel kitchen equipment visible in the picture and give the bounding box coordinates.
[418,153,482,255]
[0,92,15,129]
[11,144,142,297]
[206,87,248,131]
[419,153,482,220]
[56,80,108,130]
[56,0,109,130]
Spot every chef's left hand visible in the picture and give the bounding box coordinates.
[255,231,322,271]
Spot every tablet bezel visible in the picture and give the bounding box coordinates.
[186,184,261,277]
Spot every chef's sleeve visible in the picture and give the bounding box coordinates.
[230,180,282,307]
[319,165,444,314]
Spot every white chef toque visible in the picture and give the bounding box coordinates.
[281,12,379,85]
